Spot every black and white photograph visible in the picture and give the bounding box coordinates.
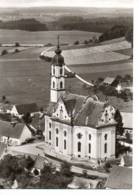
[0,0,134,190]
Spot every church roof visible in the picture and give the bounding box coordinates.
[46,93,114,128]
[51,43,65,66]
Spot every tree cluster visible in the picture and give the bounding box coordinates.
[0,19,48,31]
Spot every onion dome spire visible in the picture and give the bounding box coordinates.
[55,35,62,55]
[52,35,64,66]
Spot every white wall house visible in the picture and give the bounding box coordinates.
[0,120,32,146]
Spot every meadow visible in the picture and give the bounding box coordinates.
[0,29,99,44]
[0,30,132,112]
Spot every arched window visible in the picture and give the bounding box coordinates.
[49,122,51,128]
[78,142,81,152]
[104,143,107,153]
[64,140,66,150]
[56,128,59,134]
[60,81,63,89]
[89,134,91,140]
[53,81,55,89]
[60,67,63,75]
[49,131,51,140]
[88,143,91,153]
[56,137,58,147]
[53,66,55,75]
[104,134,108,140]
[64,131,67,137]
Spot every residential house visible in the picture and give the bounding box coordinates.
[102,77,115,86]
[10,103,39,118]
[0,120,32,146]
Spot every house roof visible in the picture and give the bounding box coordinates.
[105,165,132,189]
[46,93,115,128]
[121,112,133,129]
[103,77,115,85]
[0,120,25,139]
[13,103,39,115]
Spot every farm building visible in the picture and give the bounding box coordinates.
[44,41,117,165]
[0,120,32,146]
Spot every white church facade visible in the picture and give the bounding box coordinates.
[44,40,116,164]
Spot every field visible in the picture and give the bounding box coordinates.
[45,39,131,65]
[0,30,133,112]
[0,29,99,45]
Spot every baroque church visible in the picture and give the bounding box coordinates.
[44,39,116,164]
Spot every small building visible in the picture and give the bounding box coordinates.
[105,165,132,189]
[102,77,115,86]
[67,176,104,189]
[10,103,39,118]
[0,120,32,146]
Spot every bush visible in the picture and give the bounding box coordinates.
[14,49,19,53]
[74,40,79,45]
[84,40,88,44]
[15,42,20,47]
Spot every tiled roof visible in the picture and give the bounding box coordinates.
[105,165,132,189]
[13,103,39,115]
[0,120,25,139]
[46,93,113,128]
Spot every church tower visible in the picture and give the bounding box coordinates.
[50,36,65,103]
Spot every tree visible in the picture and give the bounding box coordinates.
[1,49,8,56]
[15,42,20,47]
[22,112,32,124]
[14,48,19,53]
[74,40,79,45]
[125,28,133,48]
[114,109,124,135]
[60,162,72,177]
